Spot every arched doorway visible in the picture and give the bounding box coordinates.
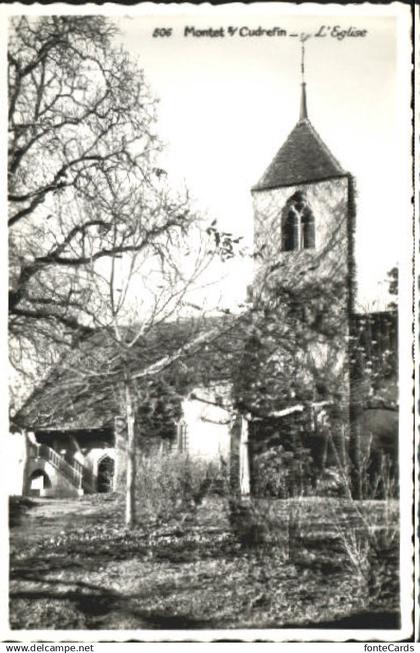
[28,470,51,496]
[97,456,115,493]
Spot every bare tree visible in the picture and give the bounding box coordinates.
[19,217,239,527]
[8,15,246,527]
[84,190,228,527]
[8,15,167,402]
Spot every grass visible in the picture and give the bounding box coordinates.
[9,495,400,631]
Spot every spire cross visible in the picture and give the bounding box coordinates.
[299,41,308,121]
[301,42,305,84]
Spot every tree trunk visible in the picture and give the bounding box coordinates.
[239,417,251,496]
[349,408,363,500]
[22,431,34,496]
[125,381,136,528]
[229,414,241,497]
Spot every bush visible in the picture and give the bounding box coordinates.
[253,444,314,498]
[332,498,399,609]
[325,431,400,609]
[315,467,348,498]
[315,424,398,500]
[135,452,228,521]
[226,495,302,561]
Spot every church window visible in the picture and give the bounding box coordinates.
[302,207,315,249]
[283,209,299,251]
[282,192,315,251]
[177,419,188,452]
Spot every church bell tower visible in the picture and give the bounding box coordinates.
[252,44,355,305]
[251,44,356,429]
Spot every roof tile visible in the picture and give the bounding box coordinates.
[253,118,347,191]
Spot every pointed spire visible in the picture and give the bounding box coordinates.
[299,41,308,121]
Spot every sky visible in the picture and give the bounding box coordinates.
[110,6,411,311]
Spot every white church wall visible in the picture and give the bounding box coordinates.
[7,432,26,496]
[181,389,231,463]
[83,447,115,472]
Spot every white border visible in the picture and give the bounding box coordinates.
[1,2,415,644]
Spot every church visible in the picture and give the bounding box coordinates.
[246,48,397,499]
[9,50,398,500]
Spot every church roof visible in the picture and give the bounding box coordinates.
[252,117,347,192]
[13,315,246,432]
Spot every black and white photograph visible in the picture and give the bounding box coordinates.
[3,2,415,643]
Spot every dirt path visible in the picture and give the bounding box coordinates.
[11,496,117,545]
[22,498,98,519]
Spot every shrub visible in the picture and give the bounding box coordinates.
[326,430,400,609]
[315,467,348,498]
[252,444,314,498]
[135,452,227,521]
[332,498,399,609]
[319,423,398,500]
[226,495,302,562]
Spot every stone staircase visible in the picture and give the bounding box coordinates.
[28,442,96,494]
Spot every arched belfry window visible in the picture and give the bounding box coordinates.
[301,206,315,249]
[281,191,315,252]
[283,208,299,251]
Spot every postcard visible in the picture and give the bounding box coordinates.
[3,2,415,645]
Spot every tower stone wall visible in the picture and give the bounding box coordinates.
[252,176,351,298]
[253,175,352,407]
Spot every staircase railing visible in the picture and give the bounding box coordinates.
[28,441,98,492]
[36,444,83,489]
